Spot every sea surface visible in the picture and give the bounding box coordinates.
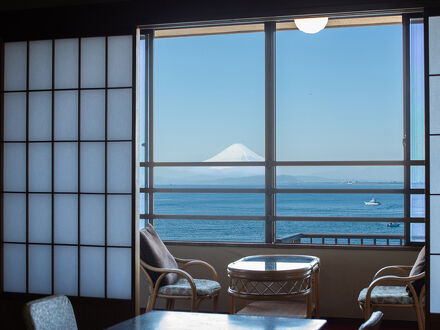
[140,183,415,243]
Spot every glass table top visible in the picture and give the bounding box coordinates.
[228,255,319,272]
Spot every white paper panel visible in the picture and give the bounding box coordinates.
[55,91,78,140]
[107,248,131,299]
[108,89,132,140]
[4,143,26,191]
[429,16,440,75]
[81,142,105,193]
[54,195,78,244]
[4,93,26,141]
[108,195,132,246]
[29,245,52,294]
[55,39,79,89]
[29,92,52,141]
[80,247,105,297]
[431,196,440,253]
[3,194,26,242]
[431,255,440,312]
[108,36,132,88]
[430,76,440,134]
[80,194,105,245]
[81,37,106,88]
[29,40,52,90]
[29,143,52,192]
[54,143,78,192]
[430,136,440,194]
[80,90,105,140]
[29,194,52,243]
[108,142,132,193]
[4,42,27,91]
[3,244,26,292]
[54,246,78,295]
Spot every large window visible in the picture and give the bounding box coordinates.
[140,15,425,245]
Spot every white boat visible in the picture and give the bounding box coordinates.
[364,198,380,206]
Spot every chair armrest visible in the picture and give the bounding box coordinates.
[179,260,219,282]
[373,265,413,280]
[140,260,197,297]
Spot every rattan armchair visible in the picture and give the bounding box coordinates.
[358,265,425,330]
[140,256,220,312]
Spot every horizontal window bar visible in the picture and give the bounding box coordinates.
[141,214,266,221]
[276,188,404,194]
[3,242,132,248]
[1,86,133,93]
[275,216,424,223]
[141,161,265,167]
[142,188,265,193]
[276,161,424,166]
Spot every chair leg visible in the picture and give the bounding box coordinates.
[166,299,175,311]
[414,304,425,330]
[146,293,157,312]
[190,297,197,312]
[213,295,219,313]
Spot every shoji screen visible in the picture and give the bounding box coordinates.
[2,36,134,300]
[428,15,440,316]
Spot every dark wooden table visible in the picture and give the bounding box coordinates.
[106,310,327,330]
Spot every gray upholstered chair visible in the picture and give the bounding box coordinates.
[140,224,221,312]
[23,295,77,330]
[359,311,383,330]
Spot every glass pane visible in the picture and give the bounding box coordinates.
[154,219,264,242]
[4,143,26,191]
[3,244,26,292]
[55,38,79,89]
[3,193,26,242]
[29,92,52,141]
[29,40,52,90]
[4,92,26,141]
[4,42,27,91]
[80,247,105,297]
[276,193,404,218]
[107,195,132,246]
[430,76,440,134]
[54,246,78,295]
[29,244,52,294]
[80,194,105,245]
[29,143,52,192]
[154,166,265,187]
[430,136,440,194]
[54,91,78,140]
[429,16,440,75]
[107,248,131,299]
[80,90,105,140]
[108,142,132,193]
[276,221,403,244]
[431,255,440,313]
[108,88,132,140]
[411,166,425,189]
[81,37,106,88]
[80,142,105,193]
[154,33,264,162]
[108,36,132,88]
[431,195,440,253]
[140,38,146,163]
[54,194,78,244]
[410,19,425,159]
[276,25,403,161]
[276,166,403,188]
[29,194,52,243]
[410,194,425,218]
[155,193,264,216]
[410,223,425,242]
[54,142,78,192]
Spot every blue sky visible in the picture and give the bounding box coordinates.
[140,24,406,180]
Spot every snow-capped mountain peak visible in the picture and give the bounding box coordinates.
[204,143,264,162]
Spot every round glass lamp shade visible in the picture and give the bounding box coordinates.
[294,17,328,34]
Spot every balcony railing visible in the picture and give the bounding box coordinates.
[276,233,405,246]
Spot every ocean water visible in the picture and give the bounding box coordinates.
[141,183,407,242]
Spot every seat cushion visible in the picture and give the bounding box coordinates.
[140,224,179,286]
[158,278,221,296]
[358,286,414,305]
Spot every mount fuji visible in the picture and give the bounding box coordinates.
[204,143,264,162]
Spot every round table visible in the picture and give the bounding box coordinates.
[227,255,320,318]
